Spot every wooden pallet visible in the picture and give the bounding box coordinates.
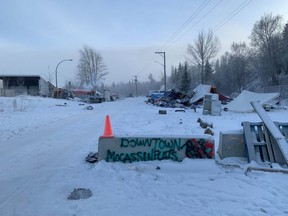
[242,121,288,165]
[242,122,269,163]
[275,122,288,140]
[251,101,288,165]
[242,122,288,164]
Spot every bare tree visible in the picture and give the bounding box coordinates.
[229,42,252,92]
[187,29,221,84]
[77,45,108,89]
[213,52,233,94]
[214,43,260,95]
[250,13,283,85]
[281,22,288,74]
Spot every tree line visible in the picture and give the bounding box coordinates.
[174,13,288,96]
[69,13,288,97]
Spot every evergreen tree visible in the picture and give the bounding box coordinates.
[170,63,183,90]
[180,62,191,93]
[204,60,213,84]
[213,52,233,95]
[229,42,252,92]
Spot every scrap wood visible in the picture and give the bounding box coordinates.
[245,166,288,175]
[204,128,214,135]
[175,109,185,112]
[159,110,167,114]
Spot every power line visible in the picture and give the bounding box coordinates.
[136,1,221,79]
[167,0,253,49]
[172,0,254,65]
[136,0,254,81]
[165,0,223,50]
[135,57,155,77]
[212,0,254,33]
[159,0,211,50]
[136,0,226,80]
[136,1,212,79]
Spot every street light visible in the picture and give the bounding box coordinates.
[55,59,73,88]
[155,51,166,92]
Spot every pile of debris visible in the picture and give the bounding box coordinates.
[146,85,230,110]
[146,89,196,109]
[53,88,74,99]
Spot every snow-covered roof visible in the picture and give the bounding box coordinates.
[224,90,280,112]
[190,84,212,103]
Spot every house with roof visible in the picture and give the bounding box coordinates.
[0,75,53,97]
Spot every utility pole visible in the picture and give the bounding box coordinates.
[134,75,138,97]
[155,51,166,92]
[131,79,133,97]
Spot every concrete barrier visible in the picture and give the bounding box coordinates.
[98,135,214,163]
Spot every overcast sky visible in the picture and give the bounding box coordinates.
[0,0,288,87]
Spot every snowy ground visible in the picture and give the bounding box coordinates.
[1,95,288,216]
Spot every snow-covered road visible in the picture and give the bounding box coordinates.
[0,98,146,213]
[1,109,95,213]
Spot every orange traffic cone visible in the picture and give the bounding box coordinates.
[102,115,114,137]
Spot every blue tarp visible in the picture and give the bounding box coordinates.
[150,92,164,101]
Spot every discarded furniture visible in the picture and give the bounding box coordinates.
[202,94,221,116]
